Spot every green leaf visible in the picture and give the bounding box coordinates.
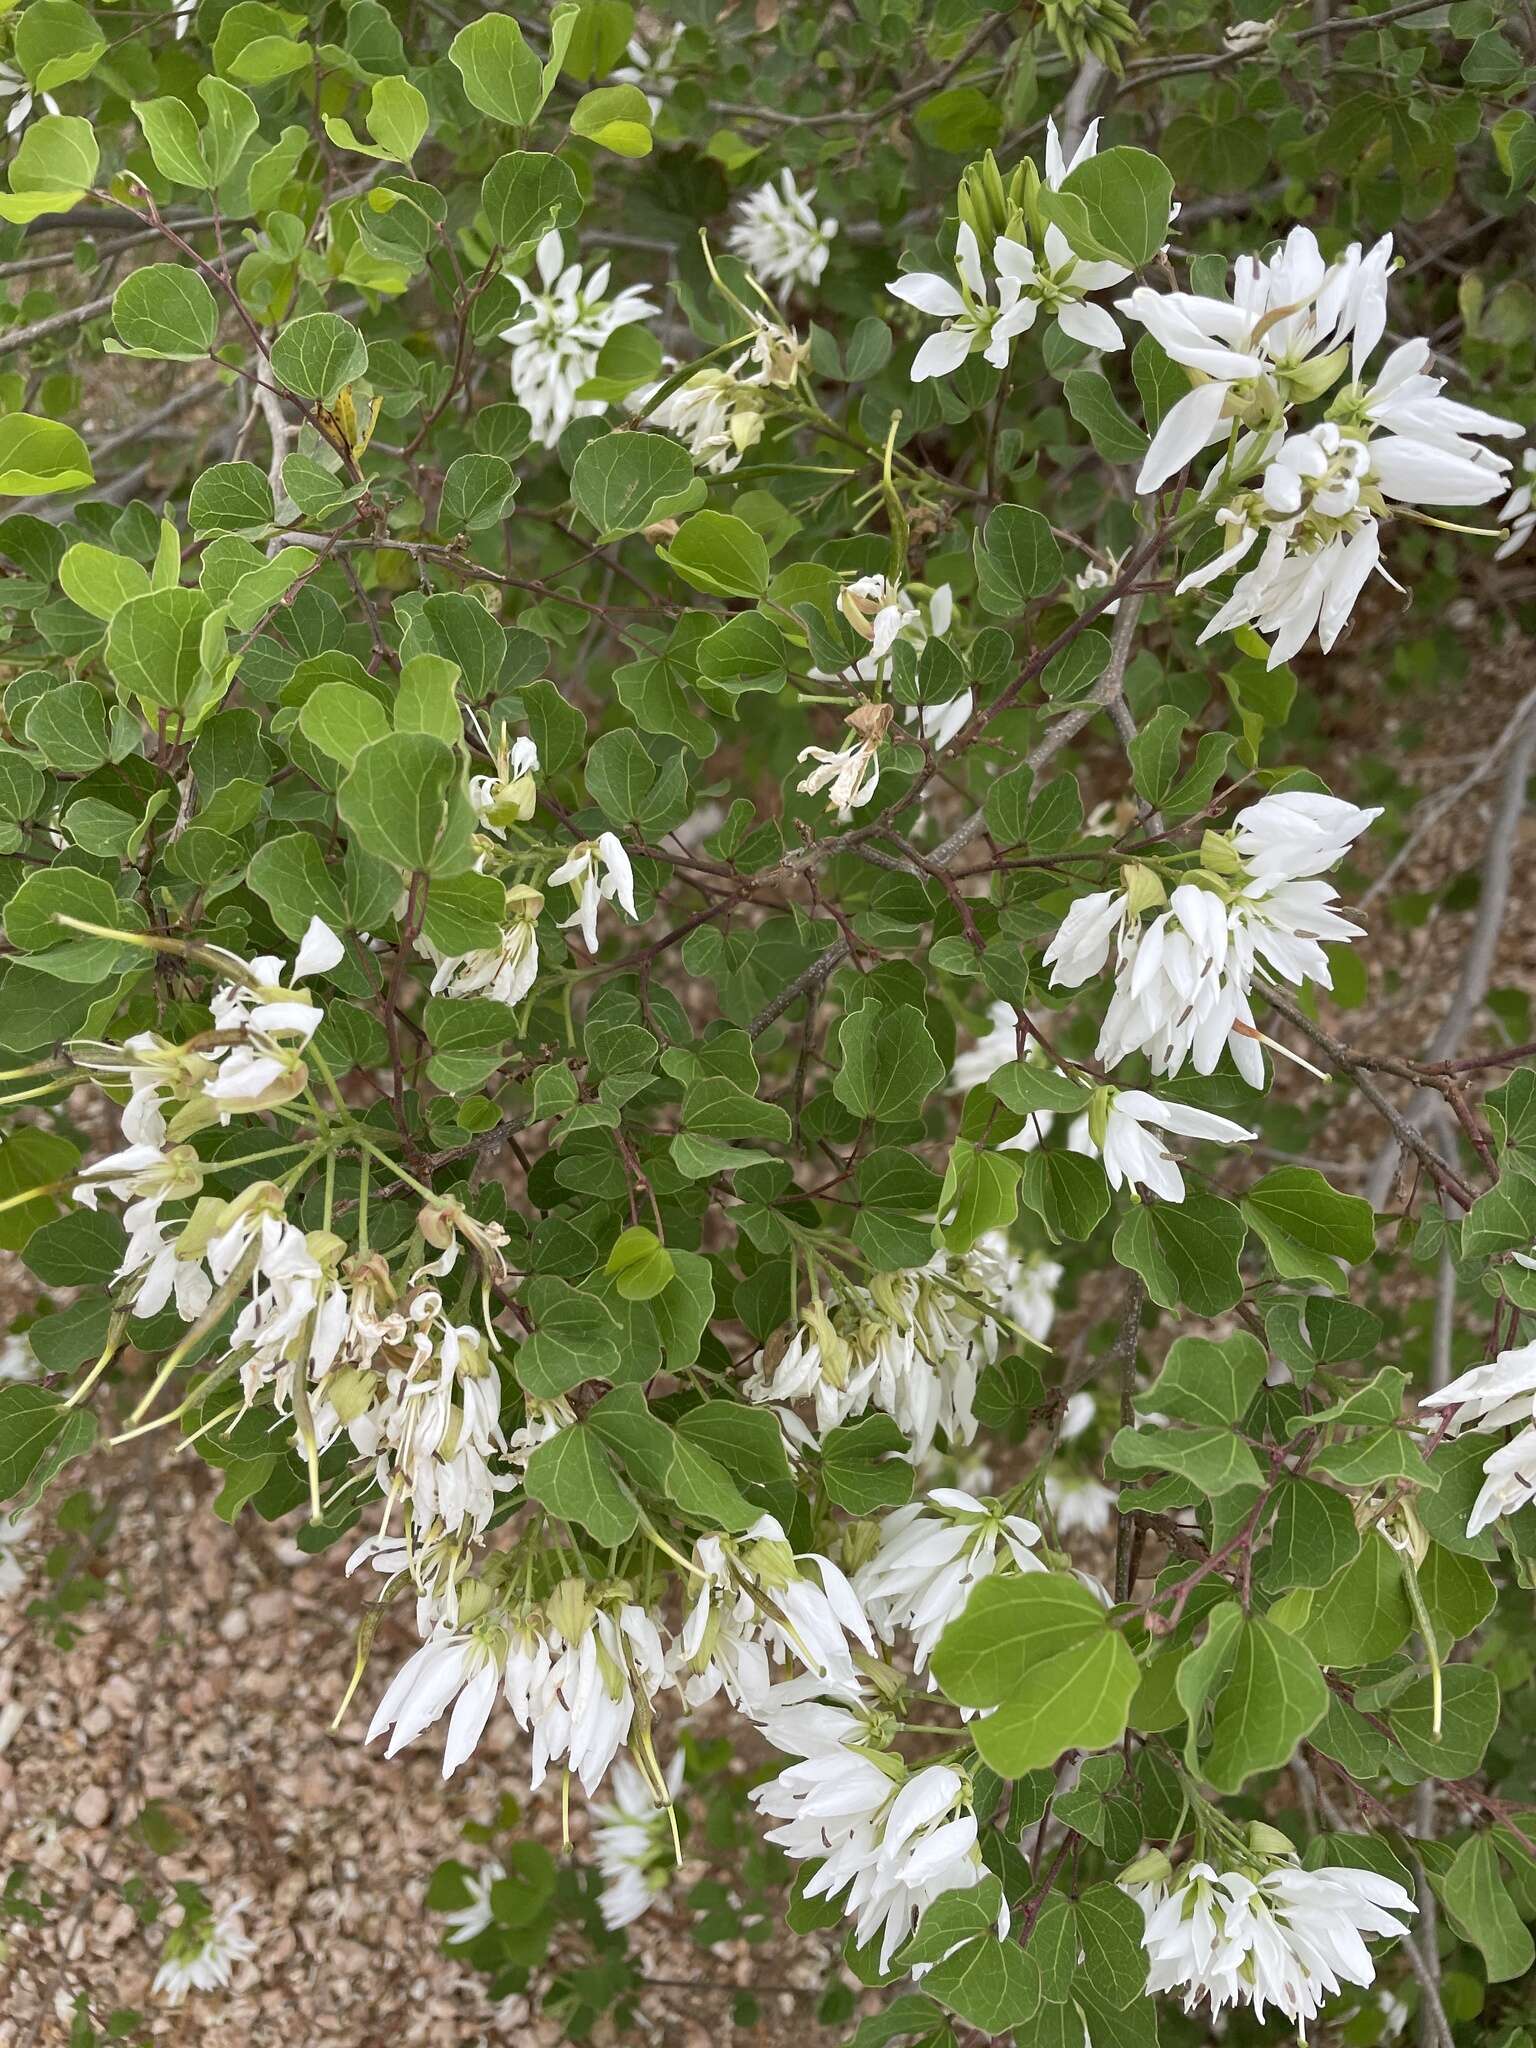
[604,1225,676,1301]
[974,504,1062,615]
[1015,1149,1109,1244]
[450,13,544,125]
[0,114,97,221]
[324,75,428,165]
[1440,1834,1534,1983]
[0,1383,95,1501]
[105,588,216,714]
[1266,1478,1362,1591]
[936,1140,1021,1256]
[271,313,369,403]
[585,726,656,822]
[933,1571,1114,1707]
[1062,369,1149,462]
[1143,1332,1266,1426]
[682,1076,791,1143]
[394,653,463,744]
[1241,1166,1376,1290]
[0,415,92,495]
[924,1935,1039,2034]
[247,831,347,939]
[570,83,653,157]
[1112,1422,1264,1497]
[1113,1194,1246,1314]
[14,0,104,91]
[1389,1664,1498,1778]
[571,430,694,540]
[482,149,583,254]
[189,462,276,538]
[1072,1885,1148,2008]
[1299,1536,1412,1667]
[58,543,151,622]
[338,732,468,875]
[834,1001,944,1123]
[298,680,391,767]
[975,1626,1140,1776]
[213,1,311,83]
[587,1385,755,1531]
[439,453,518,532]
[133,95,213,187]
[107,264,218,362]
[658,511,770,599]
[1056,146,1174,266]
[821,1413,915,1513]
[522,1421,637,1546]
[1202,1615,1328,1791]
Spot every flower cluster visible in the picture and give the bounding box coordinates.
[1122,227,1519,664]
[1046,789,1379,1088]
[1124,1842,1417,2029]
[888,122,1160,381]
[645,313,807,476]
[501,229,658,448]
[746,1234,1034,1459]
[727,170,837,295]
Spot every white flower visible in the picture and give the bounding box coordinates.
[747,1247,1016,1460]
[992,1244,1064,1345]
[817,581,968,748]
[1496,448,1536,560]
[426,885,542,1008]
[511,1592,668,1797]
[0,62,59,136]
[1045,1472,1116,1538]
[1223,16,1275,51]
[469,735,539,833]
[645,362,766,474]
[752,1725,997,1973]
[441,1859,503,1945]
[670,1515,874,1710]
[889,221,1039,383]
[1127,1857,1416,2028]
[547,832,639,953]
[1075,558,1121,613]
[855,1488,1043,1674]
[1420,1337,1536,1534]
[366,1304,509,1544]
[366,1622,508,1779]
[592,1753,685,1929]
[1047,790,1377,1087]
[1088,1088,1255,1204]
[727,169,836,294]
[1120,228,1393,492]
[995,223,1130,355]
[797,701,891,818]
[949,999,1019,1094]
[611,21,682,117]
[152,1893,256,2005]
[501,230,657,448]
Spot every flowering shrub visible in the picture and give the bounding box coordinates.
[1,1,1535,2040]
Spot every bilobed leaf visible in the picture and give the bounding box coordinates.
[570,83,653,158]
[1143,1332,1266,1426]
[1202,1615,1328,1790]
[0,1384,95,1500]
[450,13,544,125]
[15,1,104,91]
[133,95,213,186]
[270,312,369,402]
[658,511,770,599]
[932,1571,1112,1708]
[974,504,1062,614]
[835,1000,944,1123]
[923,1935,1039,2034]
[821,1413,915,1513]
[522,1421,637,1545]
[1389,1664,1498,1777]
[189,462,276,538]
[571,430,694,540]
[974,1625,1140,1776]
[0,415,92,495]
[482,149,583,253]
[1113,1194,1246,1314]
[1241,1166,1376,1290]
[1266,1478,1361,1590]
[1057,145,1175,266]
[1113,1421,1264,1497]
[1439,1833,1534,1982]
[338,732,466,874]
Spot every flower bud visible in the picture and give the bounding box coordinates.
[1199,829,1246,878]
[1246,1821,1297,1860]
[1119,1848,1173,1886]
[1120,861,1167,919]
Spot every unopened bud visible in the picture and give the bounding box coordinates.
[1199,829,1246,878]
[1120,861,1167,919]
[644,518,680,543]
[845,699,894,746]
[1119,1848,1173,1886]
[1246,1821,1297,1860]
[325,1367,377,1425]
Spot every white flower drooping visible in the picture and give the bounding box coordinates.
[727,169,837,295]
[592,1753,686,1929]
[425,884,543,1009]
[1082,1086,1255,1204]
[547,832,640,953]
[1420,1336,1536,1535]
[855,1488,1044,1675]
[1044,790,1379,1088]
[1125,1852,1416,2029]
[752,1703,999,1973]
[797,700,892,819]
[501,230,657,449]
